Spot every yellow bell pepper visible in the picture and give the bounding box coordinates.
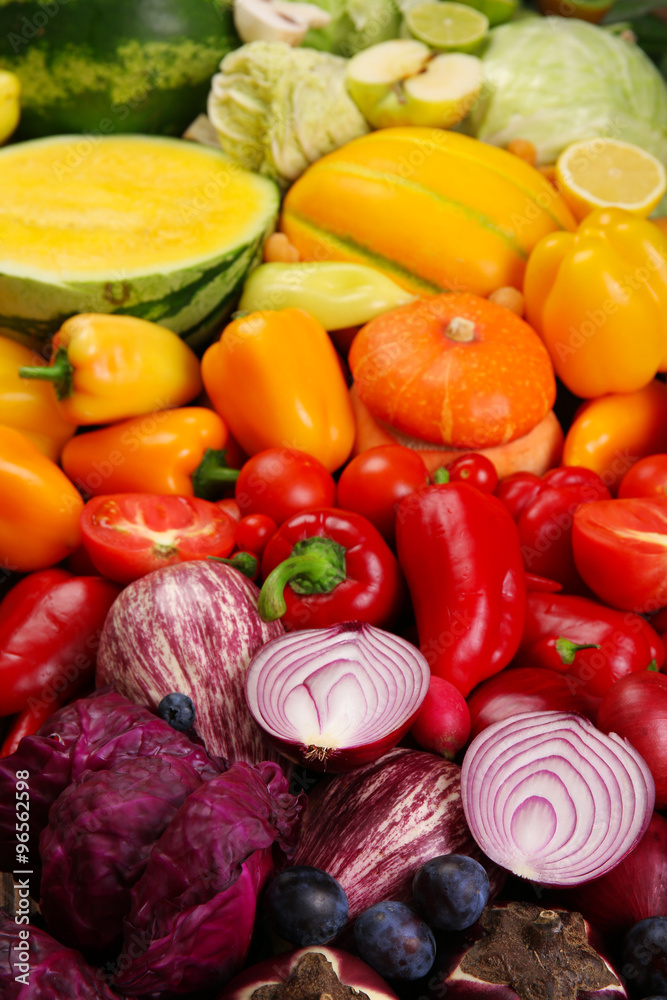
[0,333,76,460]
[201,308,355,472]
[524,209,667,398]
[18,313,202,425]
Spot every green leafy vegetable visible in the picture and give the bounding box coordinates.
[291,0,401,55]
[468,16,667,165]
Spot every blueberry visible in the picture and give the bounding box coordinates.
[264,866,348,946]
[412,854,490,931]
[157,693,195,732]
[621,917,667,999]
[354,900,436,981]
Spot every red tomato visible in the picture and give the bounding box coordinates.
[336,445,430,546]
[216,498,242,523]
[235,448,335,525]
[445,453,498,493]
[573,497,667,612]
[81,494,236,585]
[235,514,277,556]
[618,454,667,499]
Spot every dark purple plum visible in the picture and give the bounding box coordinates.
[264,866,349,946]
[354,901,436,981]
[412,853,490,931]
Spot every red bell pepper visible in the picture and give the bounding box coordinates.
[395,482,526,697]
[495,466,611,592]
[512,591,664,698]
[0,698,61,757]
[0,569,121,718]
[258,507,404,630]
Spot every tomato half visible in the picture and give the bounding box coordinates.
[618,454,667,500]
[235,448,335,525]
[336,445,429,546]
[81,494,236,585]
[573,497,667,612]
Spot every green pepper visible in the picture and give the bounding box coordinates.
[238,262,415,330]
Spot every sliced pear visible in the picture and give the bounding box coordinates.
[346,39,483,129]
[233,0,331,46]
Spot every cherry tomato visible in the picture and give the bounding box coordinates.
[80,494,237,585]
[445,453,498,493]
[543,466,609,499]
[235,448,336,525]
[618,454,667,500]
[234,514,277,556]
[336,445,430,546]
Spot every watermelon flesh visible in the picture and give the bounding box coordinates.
[0,0,239,140]
[0,135,279,349]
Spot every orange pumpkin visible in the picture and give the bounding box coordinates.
[348,292,557,450]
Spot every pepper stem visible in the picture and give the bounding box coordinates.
[191,448,239,500]
[258,536,347,622]
[432,467,450,485]
[554,637,601,666]
[208,552,258,579]
[19,347,74,400]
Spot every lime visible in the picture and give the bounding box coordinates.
[405,1,489,53]
[457,0,519,26]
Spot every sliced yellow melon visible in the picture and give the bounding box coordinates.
[0,135,279,348]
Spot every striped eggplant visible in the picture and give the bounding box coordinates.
[288,747,504,924]
[96,561,284,767]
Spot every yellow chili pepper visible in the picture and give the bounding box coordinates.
[18,314,202,425]
[0,426,83,572]
[524,209,667,398]
[201,308,355,472]
[239,262,416,330]
[0,333,76,460]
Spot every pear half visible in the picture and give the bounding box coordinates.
[345,39,483,130]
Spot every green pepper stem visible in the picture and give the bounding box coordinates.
[18,347,74,401]
[208,552,258,579]
[432,467,450,485]
[648,659,659,672]
[258,536,347,622]
[191,448,240,500]
[554,637,601,666]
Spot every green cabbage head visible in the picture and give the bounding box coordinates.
[469,17,667,166]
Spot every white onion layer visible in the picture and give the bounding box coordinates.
[245,621,430,750]
[460,710,655,887]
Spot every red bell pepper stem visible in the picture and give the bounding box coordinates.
[553,637,601,666]
[19,346,74,400]
[258,537,346,621]
[191,448,240,500]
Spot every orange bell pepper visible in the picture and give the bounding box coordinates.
[0,333,76,460]
[524,209,667,398]
[18,313,202,425]
[562,379,667,493]
[0,426,83,572]
[201,308,355,472]
[61,407,240,499]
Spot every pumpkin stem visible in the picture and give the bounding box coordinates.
[445,316,476,343]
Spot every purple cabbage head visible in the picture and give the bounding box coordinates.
[0,909,123,999]
[39,755,206,957]
[0,688,223,874]
[114,761,304,996]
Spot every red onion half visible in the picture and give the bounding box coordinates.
[245,621,430,771]
[460,710,655,887]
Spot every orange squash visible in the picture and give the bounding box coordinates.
[348,292,557,450]
[281,128,576,297]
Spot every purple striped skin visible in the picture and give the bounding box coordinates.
[96,562,284,767]
[289,747,505,925]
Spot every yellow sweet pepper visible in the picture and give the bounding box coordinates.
[18,313,202,425]
[524,208,667,398]
[201,308,355,472]
[0,333,76,460]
